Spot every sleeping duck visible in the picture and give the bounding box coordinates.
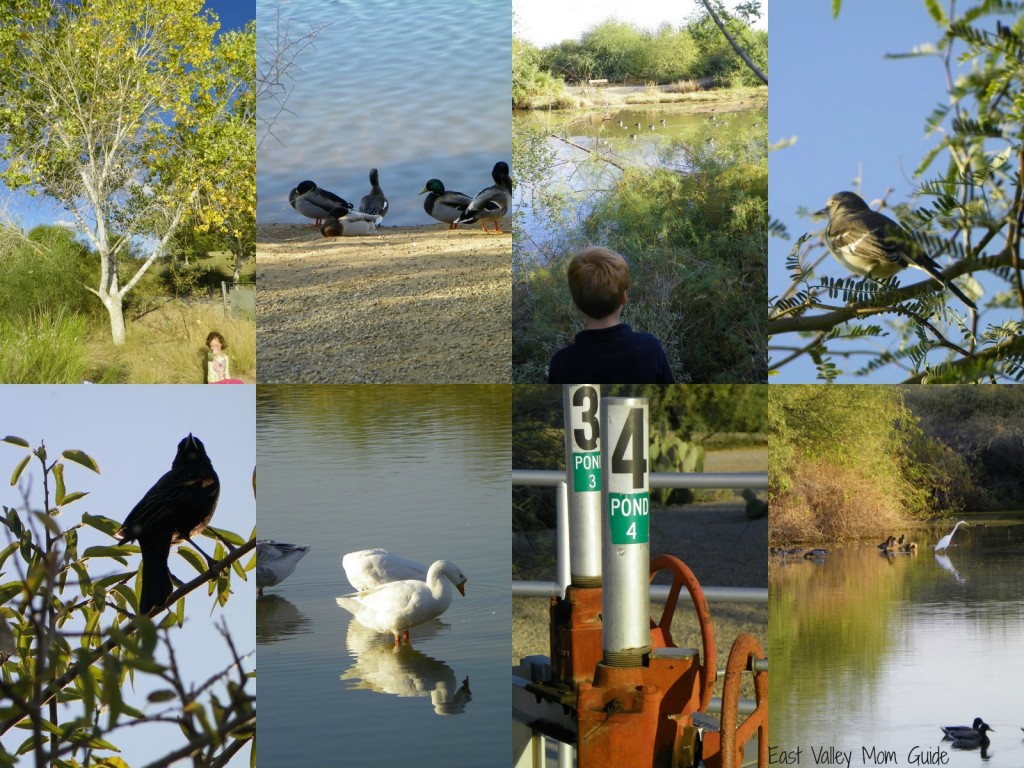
[290,180,353,225]
[358,168,389,219]
[320,207,383,237]
[454,161,512,233]
[419,178,472,229]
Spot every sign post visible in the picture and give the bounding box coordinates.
[600,397,650,667]
[562,385,602,587]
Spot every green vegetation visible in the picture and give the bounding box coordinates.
[769,2,1024,382]
[0,436,254,765]
[0,223,255,383]
[769,385,984,544]
[513,115,767,383]
[0,0,254,345]
[513,9,767,109]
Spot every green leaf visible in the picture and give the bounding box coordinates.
[9,455,30,487]
[147,689,177,703]
[1,436,29,448]
[81,513,121,537]
[32,510,61,536]
[61,449,100,474]
[178,546,208,574]
[82,546,131,564]
[61,491,88,505]
[205,525,244,546]
[53,462,66,506]
[924,0,948,26]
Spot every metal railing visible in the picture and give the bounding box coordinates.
[512,469,768,603]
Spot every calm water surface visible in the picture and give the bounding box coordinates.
[256,385,511,766]
[513,105,765,262]
[257,0,512,226]
[770,518,1024,768]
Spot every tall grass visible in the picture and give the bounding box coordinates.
[94,303,256,384]
[0,310,93,383]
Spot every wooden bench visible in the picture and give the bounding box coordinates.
[587,78,608,87]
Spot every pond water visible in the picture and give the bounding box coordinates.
[256,0,511,227]
[255,385,511,766]
[770,516,1024,768]
[513,103,765,263]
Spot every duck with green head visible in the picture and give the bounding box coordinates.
[419,178,472,229]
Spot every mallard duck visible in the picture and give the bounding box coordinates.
[803,548,827,559]
[289,180,352,225]
[877,535,897,551]
[358,168,389,219]
[942,718,990,739]
[335,559,467,645]
[950,723,993,749]
[320,208,382,237]
[419,179,472,229]
[256,540,310,596]
[901,541,917,553]
[342,548,428,591]
[454,161,512,233]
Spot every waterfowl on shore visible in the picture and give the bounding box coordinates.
[320,208,382,237]
[256,540,310,596]
[935,520,968,552]
[453,161,512,233]
[419,178,472,228]
[289,180,352,225]
[358,168,389,219]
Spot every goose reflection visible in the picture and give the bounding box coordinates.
[340,620,472,715]
[256,594,312,644]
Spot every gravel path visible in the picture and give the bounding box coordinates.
[256,223,511,383]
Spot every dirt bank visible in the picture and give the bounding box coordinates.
[256,223,511,383]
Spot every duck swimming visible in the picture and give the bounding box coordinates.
[941,717,991,739]
[256,540,310,596]
[454,161,512,233]
[358,168,389,219]
[877,535,897,551]
[335,559,467,645]
[419,179,472,229]
[289,180,353,225]
[950,723,993,749]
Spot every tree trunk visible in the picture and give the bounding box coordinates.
[102,292,127,346]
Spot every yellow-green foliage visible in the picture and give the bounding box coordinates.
[0,310,92,383]
[769,385,948,544]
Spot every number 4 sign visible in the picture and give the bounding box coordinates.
[604,400,650,545]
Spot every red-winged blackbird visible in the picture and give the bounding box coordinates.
[115,434,220,614]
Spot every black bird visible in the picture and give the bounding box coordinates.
[116,434,220,614]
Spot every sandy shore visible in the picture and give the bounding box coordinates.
[256,222,511,383]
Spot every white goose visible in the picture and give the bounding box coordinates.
[342,548,429,591]
[336,559,467,644]
[256,540,310,596]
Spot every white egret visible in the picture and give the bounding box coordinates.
[934,520,968,552]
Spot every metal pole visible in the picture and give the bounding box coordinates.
[555,482,570,597]
[562,385,602,587]
[600,397,650,666]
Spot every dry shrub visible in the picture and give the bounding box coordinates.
[665,79,703,94]
[770,458,906,545]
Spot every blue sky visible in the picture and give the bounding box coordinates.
[0,0,254,237]
[0,385,255,765]
[768,0,1015,383]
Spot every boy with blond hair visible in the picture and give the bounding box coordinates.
[547,246,674,384]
